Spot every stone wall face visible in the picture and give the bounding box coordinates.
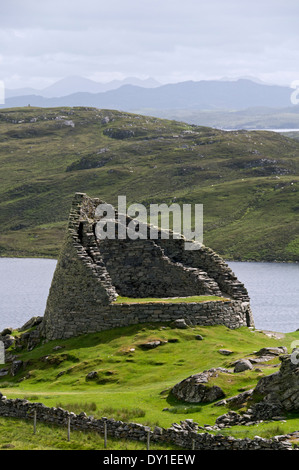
[0,394,292,450]
[42,299,252,341]
[157,239,250,302]
[41,193,254,340]
[98,237,222,298]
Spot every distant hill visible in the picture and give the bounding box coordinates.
[1,79,294,113]
[0,106,298,262]
[5,75,161,99]
[145,105,299,130]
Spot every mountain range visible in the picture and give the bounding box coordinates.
[2,77,294,111]
[4,76,161,99]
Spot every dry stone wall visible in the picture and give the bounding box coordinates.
[0,394,293,450]
[40,193,254,340]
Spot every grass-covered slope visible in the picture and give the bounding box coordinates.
[0,416,180,451]
[1,323,299,439]
[0,106,298,261]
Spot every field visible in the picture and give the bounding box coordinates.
[1,322,299,449]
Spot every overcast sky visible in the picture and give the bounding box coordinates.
[1,0,299,89]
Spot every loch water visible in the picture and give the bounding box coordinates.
[0,258,298,333]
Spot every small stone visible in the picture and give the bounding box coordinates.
[139,341,164,349]
[86,371,99,380]
[218,349,233,355]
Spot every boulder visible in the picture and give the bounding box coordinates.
[233,359,253,373]
[172,368,227,403]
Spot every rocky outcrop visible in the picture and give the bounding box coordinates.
[17,316,43,332]
[172,368,228,403]
[253,354,299,411]
[207,353,299,429]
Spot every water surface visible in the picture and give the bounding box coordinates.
[229,261,299,333]
[0,258,298,333]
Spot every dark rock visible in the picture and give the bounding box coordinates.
[0,368,8,377]
[233,359,253,373]
[86,371,99,380]
[0,327,13,336]
[172,368,227,403]
[195,335,203,340]
[18,316,43,332]
[10,360,23,376]
[0,335,15,349]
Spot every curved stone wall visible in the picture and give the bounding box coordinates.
[41,193,254,340]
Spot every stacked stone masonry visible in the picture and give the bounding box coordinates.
[0,394,293,450]
[40,193,254,340]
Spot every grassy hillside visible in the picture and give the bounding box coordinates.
[1,323,299,443]
[0,106,298,261]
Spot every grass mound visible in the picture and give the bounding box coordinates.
[0,322,299,447]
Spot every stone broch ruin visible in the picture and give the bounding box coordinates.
[40,192,254,340]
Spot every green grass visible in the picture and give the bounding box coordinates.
[113,295,228,304]
[0,107,298,261]
[1,322,299,444]
[0,416,180,450]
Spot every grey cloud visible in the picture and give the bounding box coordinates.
[1,0,299,88]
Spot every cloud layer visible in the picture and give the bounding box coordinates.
[1,0,299,88]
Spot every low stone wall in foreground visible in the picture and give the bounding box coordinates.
[0,394,293,450]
